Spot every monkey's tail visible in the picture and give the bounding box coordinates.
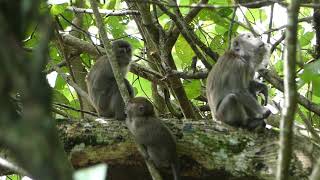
[171,160,180,180]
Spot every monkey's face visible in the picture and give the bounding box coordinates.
[232,33,267,56]
[112,40,132,65]
[126,97,155,117]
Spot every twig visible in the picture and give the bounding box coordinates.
[0,158,28,176]
[167,70,208,79]
[271,32,286,54]
[53,103,98,117]
[263,16,313,34]
[228,7,237,49]
[267,4,275,43]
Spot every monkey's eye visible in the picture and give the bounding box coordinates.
[247,34,251,38]
[234,41,239,48]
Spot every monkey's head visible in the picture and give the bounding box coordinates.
[126,97,155,117]
[232,33,267,56]
[231,33,269,68]
[112,40,132,65]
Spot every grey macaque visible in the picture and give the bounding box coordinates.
[86,40,134,120]
[206,33,271,129]
[126,97,180,180]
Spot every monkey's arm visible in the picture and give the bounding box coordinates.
[249,80,268,106]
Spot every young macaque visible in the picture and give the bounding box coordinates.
[126,97,180,180]
[86,40,134,120]
[206,33,271,130]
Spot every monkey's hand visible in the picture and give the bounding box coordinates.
[249,80,268,106]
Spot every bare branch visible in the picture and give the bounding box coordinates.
[67,6,140,16]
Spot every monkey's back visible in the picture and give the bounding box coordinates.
[86,56,133,118]
[206,51,253,113]
[127,117,177,167]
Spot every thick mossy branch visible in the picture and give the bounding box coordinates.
[55,118,314,179]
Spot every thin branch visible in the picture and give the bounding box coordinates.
[53,103,98,117]
[271,32,286,54]
[263,16,313,34]
[267,4,275,43]
[67,6,140,16]
[228,7,237,49]
[0,158,28,177]
[276,1,300,180]
[167,70,208,79]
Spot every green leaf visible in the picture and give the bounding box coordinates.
[210,35,226,55]
[183,80,201,99]
[312,78,320,97]
[54,75,66,90]
[299,60,320,83]
[52,89,70,105]
[175,35,195,66]
[106,17,126,38]
[105,0,117,9]
[128,73,152,98]
[245,9,267,22]
[215,25,228,34]
[274,60,284,75]
[50,3,68,15]
[73,164,108,180]
[299,32,314,47]
[217,8,233,17]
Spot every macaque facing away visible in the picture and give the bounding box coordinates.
[126,97,180,180]
[206,33,271,129]
[86,40,134,120]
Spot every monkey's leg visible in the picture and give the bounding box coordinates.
[235,92,270,120]
[216,93,248,127]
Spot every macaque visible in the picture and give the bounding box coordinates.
[86,40,134,120]
[126,97,180,180]
[206,33,271,130]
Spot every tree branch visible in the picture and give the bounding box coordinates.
[276,1,300,179]
[67,6,140,16]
